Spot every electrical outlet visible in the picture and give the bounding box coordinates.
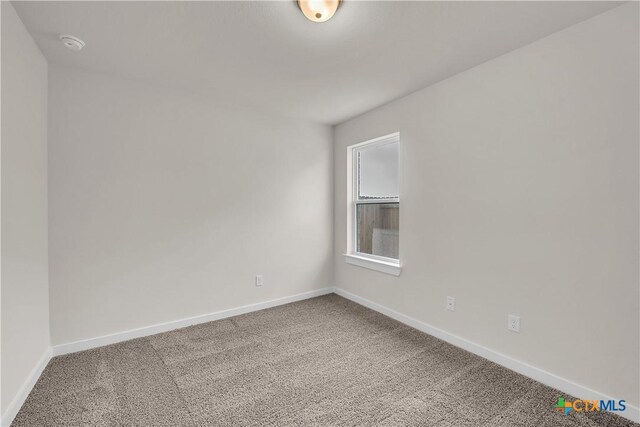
[446,296,455,312]
[255,275,263,287]
[508,315,520,333]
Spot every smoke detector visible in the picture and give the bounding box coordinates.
[59,35,85,51]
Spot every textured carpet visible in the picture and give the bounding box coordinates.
[12,294,638,426]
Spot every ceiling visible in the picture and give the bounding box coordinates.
[14,1,621,125]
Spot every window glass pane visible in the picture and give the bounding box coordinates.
[357,203,399,259]
[358,141,399,199]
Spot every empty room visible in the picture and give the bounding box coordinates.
[1,1,638,426]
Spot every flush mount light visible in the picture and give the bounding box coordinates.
[59,34,85,51]
[297,0,341,23]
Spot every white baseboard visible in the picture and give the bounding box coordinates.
[333,287,640,424]
[1,347,53,427]
[52,287,334,357]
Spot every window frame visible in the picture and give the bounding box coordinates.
[345,132,401,276]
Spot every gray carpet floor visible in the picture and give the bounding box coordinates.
[12,294,638,426]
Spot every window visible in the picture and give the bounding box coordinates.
[345,133,400,276]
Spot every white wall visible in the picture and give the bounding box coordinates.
[48,65,333,345]
[1,1,50,417]
[334,3,639,408]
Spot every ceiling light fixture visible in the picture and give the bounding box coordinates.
[297,0,341,23]
[59,34,85,51]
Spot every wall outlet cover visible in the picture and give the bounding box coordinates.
[508,314,520,332]
[446,296,455,312]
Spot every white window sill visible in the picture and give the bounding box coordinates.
[344,254,402,276]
